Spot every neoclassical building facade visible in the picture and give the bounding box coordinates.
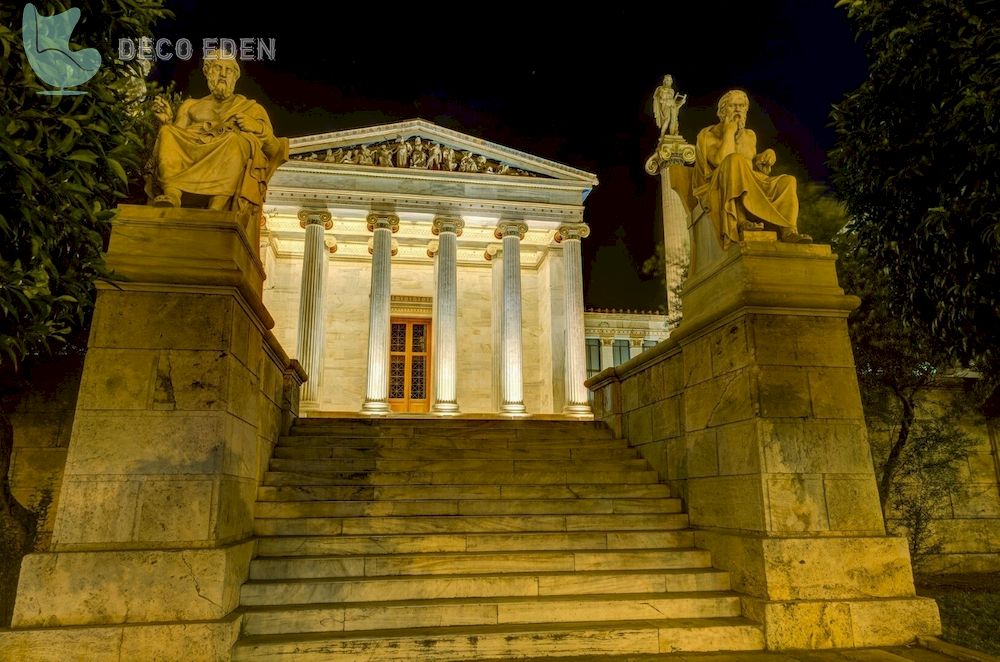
[260,119,669,415]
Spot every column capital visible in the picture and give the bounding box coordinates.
[432,216,465,237]
[494,220,528,240]
[629,337,644,348]
[298,209,333,230]
[366,212,400,233]
[325,237,338,254]
[368,237,399,257]
[600,335,615,346]
[555,223,591,243]
[484,244,503,261]
[426,239,439,258]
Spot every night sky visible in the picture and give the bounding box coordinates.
[151,2,869,311]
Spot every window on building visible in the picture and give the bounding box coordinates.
[613,339,630,366]
[585,338,601,379]
[643,339,657,351]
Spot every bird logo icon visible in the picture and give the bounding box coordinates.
[21,3,102,96]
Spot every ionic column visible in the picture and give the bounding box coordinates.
[600,336,614,370]
[556,223,592,416]
[295,209,333,403]
[629,336,644,359]
[361,212,399,414]
[485,244,503,412]
[495,220,529,416]
[431,217,464,415]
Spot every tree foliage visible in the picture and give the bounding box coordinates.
[0,0,171,367]
[830,0,1000,391]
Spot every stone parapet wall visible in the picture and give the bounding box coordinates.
[588,239,940,649]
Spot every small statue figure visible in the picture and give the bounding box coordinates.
[357,144,375,166]
[376,143,393,167]
[496,163,510,175]
[410,137,427,168]
[394,137,410,167]
[693,89,811,245]
[426,142,443,170]
[323,148,334,162]
[148,52,288,215]
[341,148,356,164]
[442,146,458,171]
[653,74,687,138]
[459,151,478,172]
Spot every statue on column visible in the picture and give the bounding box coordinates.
[147,51,288,218]
[693,89,811,245]
[653,74,687,138]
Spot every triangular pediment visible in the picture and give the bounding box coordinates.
[288,118,598,185]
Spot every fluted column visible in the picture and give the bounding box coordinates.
[556,223,592,416]
[431,217,464,415]
[361,212,399,414]
[485,244,503,412]
[295,209,332,403]
[495,220,529,416]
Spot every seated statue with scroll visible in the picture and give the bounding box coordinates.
[146,52,288,218]
[693,89,810,245]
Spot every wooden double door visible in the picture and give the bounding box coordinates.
[389,318,431,413]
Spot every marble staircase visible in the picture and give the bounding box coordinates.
[231,419,764,660]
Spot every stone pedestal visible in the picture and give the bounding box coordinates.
[0,205,302,660]
[589,239,940,650]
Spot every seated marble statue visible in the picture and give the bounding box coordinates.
[147,53,288,216]
[693,90,810,245]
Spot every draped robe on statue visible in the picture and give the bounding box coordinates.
[150,93,288,212]
[692,126,799,247]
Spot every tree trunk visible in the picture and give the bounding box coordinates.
[878,389,916,519]
[0,408,36,627]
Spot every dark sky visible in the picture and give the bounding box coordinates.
[152,2,869,311]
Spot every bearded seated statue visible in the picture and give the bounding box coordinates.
[691,89,810,248]
[146,54,288,219]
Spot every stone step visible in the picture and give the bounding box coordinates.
[256,530,696,557]
[268,458,650,473]
[239,568,733,606]
[272,445,639,460]
[255,497,683,518]
[249,548,713,580]
[254,513,689,536]
[285,428,615,441]
[231,618,764,660]
[276,436,625,450]
[290,421,613,435]
[256,483,672,502]
[240,592,743,635]
[262,469,661,486]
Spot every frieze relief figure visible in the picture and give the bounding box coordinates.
[290,136,539,177]
[148,51,288,216]
[693,89,811,245]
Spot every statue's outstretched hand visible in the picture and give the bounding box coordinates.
[152,96,173,124]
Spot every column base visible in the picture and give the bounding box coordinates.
[431,402,461,416]
[562,403,593,417]
[500,403,528,417]
[361,400,391,415]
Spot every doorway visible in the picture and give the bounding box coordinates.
[389,318,431,413]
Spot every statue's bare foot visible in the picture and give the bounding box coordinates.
[780,231,813,244]
[739,221,765,231]
[208,195,231,211]
[153,194,179,207]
